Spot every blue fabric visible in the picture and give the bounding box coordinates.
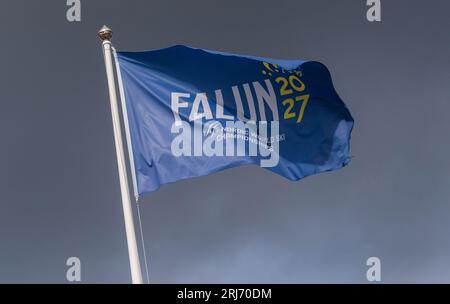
[117,45,354,195]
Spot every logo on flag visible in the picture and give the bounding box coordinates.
[116,45,354,195]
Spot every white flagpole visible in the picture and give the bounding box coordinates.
[98,25,144,284]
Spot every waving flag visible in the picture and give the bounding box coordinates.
[115,45,353,196]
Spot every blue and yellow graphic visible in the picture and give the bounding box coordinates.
[117,45,354,195]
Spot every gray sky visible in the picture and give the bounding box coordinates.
[0,0,449,283]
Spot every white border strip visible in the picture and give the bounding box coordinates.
[112,47,140,201]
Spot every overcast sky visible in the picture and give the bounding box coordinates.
[0,0,449,283]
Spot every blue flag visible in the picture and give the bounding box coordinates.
[116,45,353,195]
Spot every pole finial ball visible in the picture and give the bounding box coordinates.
[98,25,113,41]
